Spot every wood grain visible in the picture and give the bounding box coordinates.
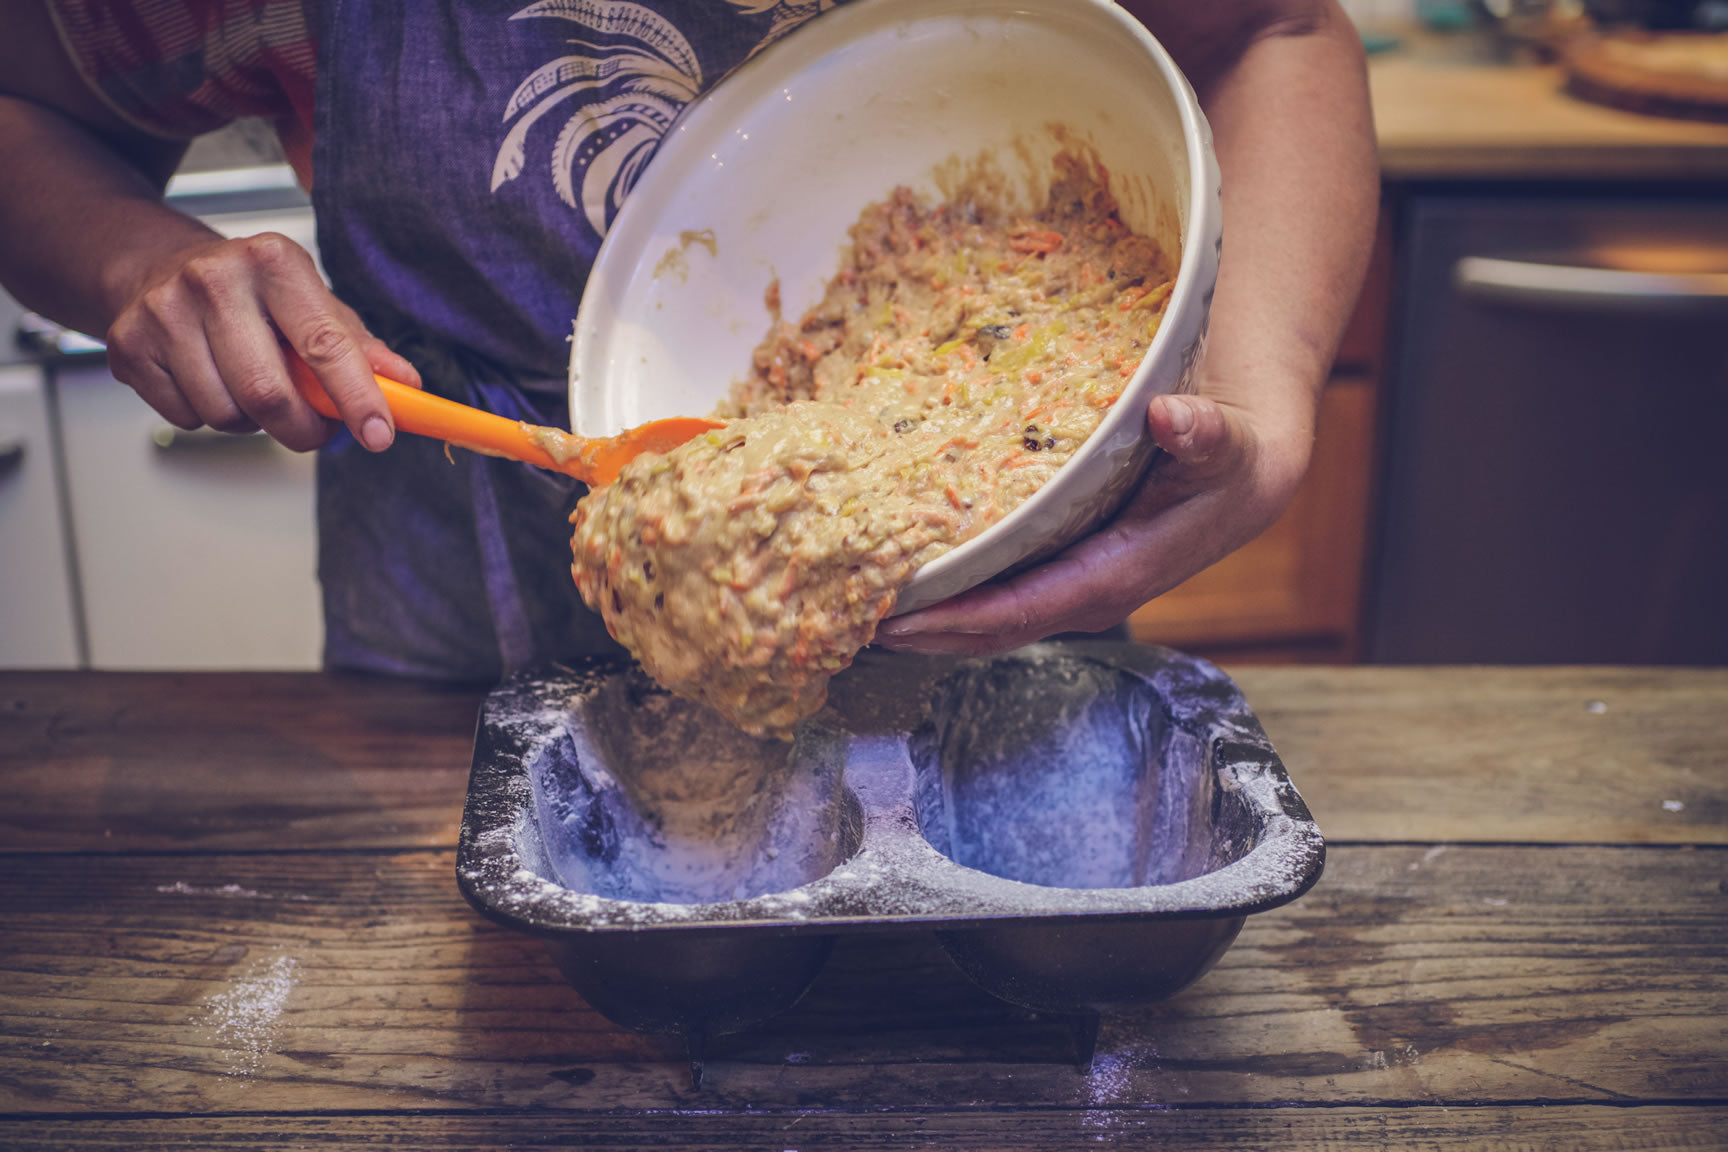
[1228,667,1728,845]
[2,844,1721,1115]
[4,669,1725,854]
[0,672,484,852]
[1,1107,1722,1151]
[2,670,1721,1148]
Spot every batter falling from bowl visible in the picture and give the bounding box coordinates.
[570,149,1175,738]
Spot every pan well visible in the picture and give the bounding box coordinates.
[909,655,1249,890]
[531,672,861,905]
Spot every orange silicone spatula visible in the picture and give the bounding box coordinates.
[286,354,724,487]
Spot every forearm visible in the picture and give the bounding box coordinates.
[0,94,213,338]
[0,89,407,452]
[1186,8,1380,461]
[878,5,1380,651]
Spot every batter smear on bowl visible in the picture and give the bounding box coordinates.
[570,150,1175,738]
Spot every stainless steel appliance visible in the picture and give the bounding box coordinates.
[1369,194,1728,664]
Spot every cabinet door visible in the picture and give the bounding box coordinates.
[1128,213,1391,664]
[1370,196,1728,664]
[54,364,323,670]
[51,206,326,671]
[0,365,81,668]
[1127,377,1376,662]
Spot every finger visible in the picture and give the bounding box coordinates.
[110,279,257,433]
[875,571,1115,657]
[876,516,1177,656]
[105,317,201,430]
[878,449,1274,657]
[326,296,421,390]
[874,579,1047,656]
[210,315,331,451]
[196,281,332,453]
[248,233,395,452]
[363,336,422,390]
[149,309,259,435]
[1147,393,1245,482]
[115,352,203,430]
[878,396,1260,655]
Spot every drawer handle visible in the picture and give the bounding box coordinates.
[0,436,23,471]
[151,425,276,453]
[1455,256,1728,312]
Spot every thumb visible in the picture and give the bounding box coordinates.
[1146,392,1254,487]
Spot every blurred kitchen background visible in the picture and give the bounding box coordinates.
[3,0,1726,671]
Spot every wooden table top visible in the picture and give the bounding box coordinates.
[2,665,1723,1150]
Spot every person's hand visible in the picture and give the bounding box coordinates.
[873,0,1376,656]
[103,233,421,452]
[873,375,1314,655]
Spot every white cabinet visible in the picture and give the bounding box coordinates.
[53,362,323,670]
[0,365,81,668]
[50,203,326,671]
[2,198,330,671]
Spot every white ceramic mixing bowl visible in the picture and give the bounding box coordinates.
[570,0,1220,614]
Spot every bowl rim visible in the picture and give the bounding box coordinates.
[569,0,1221,609]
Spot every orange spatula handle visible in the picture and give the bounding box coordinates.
[286,354,585,479]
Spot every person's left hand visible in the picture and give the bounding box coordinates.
[872,377,1314,655]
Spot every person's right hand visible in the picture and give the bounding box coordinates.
[104,232,421,452]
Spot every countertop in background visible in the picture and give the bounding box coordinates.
[1369,34,1728,181]
[8,41,1727,361]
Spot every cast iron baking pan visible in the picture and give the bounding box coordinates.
[456,641,1323,1080]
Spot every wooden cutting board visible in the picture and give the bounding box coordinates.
[1565,30,1728,122]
